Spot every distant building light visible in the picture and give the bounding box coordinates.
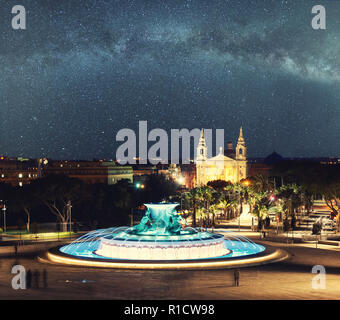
[18,173,23,178]
[19,182,23,187]
[177,176,185,185]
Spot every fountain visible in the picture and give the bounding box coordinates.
[42,203,289,269]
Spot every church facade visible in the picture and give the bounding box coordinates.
[195,128,247,186]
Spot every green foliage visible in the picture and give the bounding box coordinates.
[252,195,272,220]
[249,174,274,194]
[276,184,303,219]
[272,161,340,224]
[183,181,245,226]
[207,180,231,191]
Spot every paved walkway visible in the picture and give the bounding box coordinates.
[1,238,340,299]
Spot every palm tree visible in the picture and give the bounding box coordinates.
[252,196,273,230]
[277,184,303,221]
[250,174,274,194]
[185,187,202,227]
[209,203,220,227]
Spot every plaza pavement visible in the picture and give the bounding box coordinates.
[0,234,340,300]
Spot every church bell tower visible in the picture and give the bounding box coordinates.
[236,127,247,160]
[236,127,247,181]
[196,129,207,163]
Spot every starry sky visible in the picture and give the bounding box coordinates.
[1,0,340,160]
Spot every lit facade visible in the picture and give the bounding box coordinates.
[195,128,247,186]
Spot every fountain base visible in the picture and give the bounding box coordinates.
[95,233,229,260]
[42,244,289,270]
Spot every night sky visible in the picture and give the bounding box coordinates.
[1,0,340,160]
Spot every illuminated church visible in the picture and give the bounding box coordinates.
[195,128,247,186]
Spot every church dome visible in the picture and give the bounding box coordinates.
[264,151,283,165]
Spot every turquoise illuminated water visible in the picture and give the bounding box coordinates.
[59,203,265,261]
[60,238,265,261]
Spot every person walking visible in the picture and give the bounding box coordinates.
[234,268,240,287]
[43,269,48,289]
[33,270,40,289]
[26,269,32,289]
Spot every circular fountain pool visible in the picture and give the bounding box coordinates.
[42,203,289,269]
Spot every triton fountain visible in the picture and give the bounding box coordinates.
[43,203,289,269]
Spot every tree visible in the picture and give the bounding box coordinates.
[31,175,86,232]
[185,187,201,227]
[207,180,231,191]
[217,197,238,220]
[8,184,36,233]
[252,195,273,230]
[276,184,303,219]
[249,174,274,194]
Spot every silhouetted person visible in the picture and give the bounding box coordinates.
[234,269,240,287]
[33,270,40,289]
[14,243,18,256]
[291,215,296,230]
[43,269,48,289]
[26,270,32,289]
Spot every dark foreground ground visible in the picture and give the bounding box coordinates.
[0,241,340,300]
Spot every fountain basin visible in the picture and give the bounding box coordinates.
[40,203,289,269]
[95,233,229,260]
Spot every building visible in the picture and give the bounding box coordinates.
[179,163,196,189]
[195,128,248,186]
[43,160,133,185]
[0,157,39,186]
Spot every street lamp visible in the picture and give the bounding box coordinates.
[67,201,72,233]
[2,204,6,233]
[242,179,250,187]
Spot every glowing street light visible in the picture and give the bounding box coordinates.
[177,176,185,185]
[2,204,6,233]
[242,179,250,187]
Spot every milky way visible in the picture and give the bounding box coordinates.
[0,0,340,159]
